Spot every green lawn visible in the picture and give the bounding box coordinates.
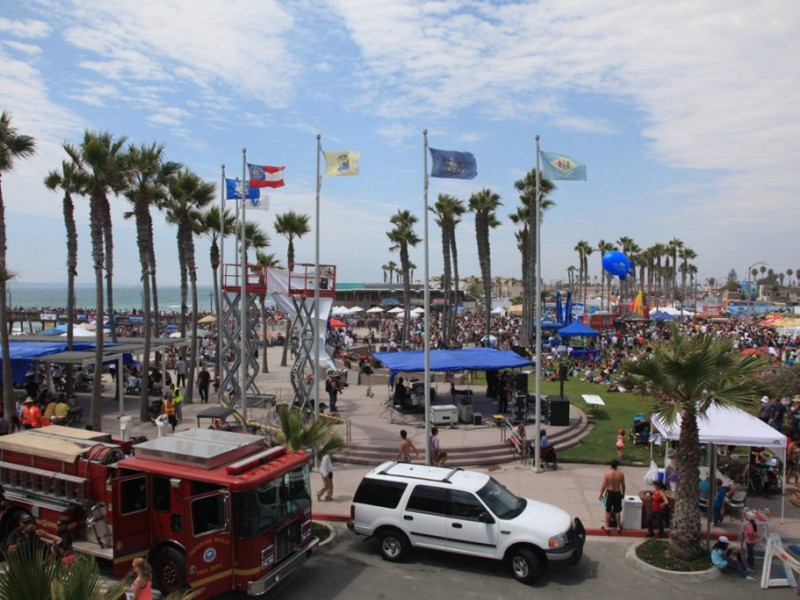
[470,372,657,466]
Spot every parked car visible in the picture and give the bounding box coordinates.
[348,462,585,583]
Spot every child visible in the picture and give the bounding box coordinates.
[616,428,625,460]
[128,557,153,600]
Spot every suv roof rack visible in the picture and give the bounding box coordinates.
[378,462,463,483]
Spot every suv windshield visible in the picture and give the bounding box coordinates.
[477,477,526,519]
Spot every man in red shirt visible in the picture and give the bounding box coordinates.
[645,480,668,538]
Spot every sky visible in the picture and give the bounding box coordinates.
[1,0,799,291]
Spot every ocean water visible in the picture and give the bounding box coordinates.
[6,283,217,312]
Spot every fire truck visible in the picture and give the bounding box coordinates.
[0,425,318,597]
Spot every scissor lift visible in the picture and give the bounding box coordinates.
[282,264,336,412]
[220,264,268,411]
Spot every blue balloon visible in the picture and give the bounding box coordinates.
[602,251,632,281]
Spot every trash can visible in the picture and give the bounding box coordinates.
[458,403,473,424]
[120,416,132,442]
[621,495,643,531]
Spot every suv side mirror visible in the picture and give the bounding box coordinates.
[478,511,495,524]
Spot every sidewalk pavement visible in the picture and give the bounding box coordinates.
[98,345,800,542]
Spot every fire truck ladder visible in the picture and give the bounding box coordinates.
[0,460,89,506]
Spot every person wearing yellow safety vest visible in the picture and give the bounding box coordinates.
[161,392,177,433]
[173,387,183,421]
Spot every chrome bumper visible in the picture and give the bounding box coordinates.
[247,537,319,596]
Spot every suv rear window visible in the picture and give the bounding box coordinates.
[354,478,407,508]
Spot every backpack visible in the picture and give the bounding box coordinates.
[325,378,333,393]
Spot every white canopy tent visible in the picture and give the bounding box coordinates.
[651,404,787,520]
[366,306,384,313]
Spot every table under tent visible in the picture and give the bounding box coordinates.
[650,404,788,521]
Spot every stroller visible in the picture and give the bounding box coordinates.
[630,412,651,445]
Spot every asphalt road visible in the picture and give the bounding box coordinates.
[256,525,799,600]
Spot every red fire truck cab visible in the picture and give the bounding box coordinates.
[0,426,318,598]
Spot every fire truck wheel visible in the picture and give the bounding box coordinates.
[153,547,187,594]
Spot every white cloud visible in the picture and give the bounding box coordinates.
[147,106,191,128]
[0,17,50,39]
[1,40,42,55]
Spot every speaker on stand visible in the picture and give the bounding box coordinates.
[547,395,570,426]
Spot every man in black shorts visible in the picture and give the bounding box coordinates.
[599,459,626,533]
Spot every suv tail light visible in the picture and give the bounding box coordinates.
[350,505,355,520]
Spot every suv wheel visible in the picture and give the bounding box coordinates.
[509,547,541,584]
[377,528,410,562]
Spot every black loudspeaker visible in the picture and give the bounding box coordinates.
[558,364,568,382]
[514,373,529,393]
[548,396,570,426]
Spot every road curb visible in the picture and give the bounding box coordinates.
[625,541,721,582]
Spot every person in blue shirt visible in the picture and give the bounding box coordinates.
[713,479,728,525]
[711,536,754,581]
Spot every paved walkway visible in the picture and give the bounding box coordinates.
[96,345,800,541]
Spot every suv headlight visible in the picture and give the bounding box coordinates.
[548,532,568,549]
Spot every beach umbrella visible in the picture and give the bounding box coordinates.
[198,314,217,324]
[366,307,384,313]
[349,306,364,313]
[387,307,404,314]
[331,306,351,316]
[330,318,347,328]
[411,307,425,313]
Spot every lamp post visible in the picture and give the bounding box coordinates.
[209,291,214,313]
[747,261,766,323]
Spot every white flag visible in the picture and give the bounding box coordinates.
[247,196,270,211]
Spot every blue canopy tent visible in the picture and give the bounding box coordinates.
[557,321,599,337]
[540,317,562,331]
[650,310,678,321]
[0,340,132,384]
[557,321,599,361]
[373,348,533,382]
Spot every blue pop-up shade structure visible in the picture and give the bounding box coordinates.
[557,321,599,337]
[373,348,532,377]
[0,340,131,384]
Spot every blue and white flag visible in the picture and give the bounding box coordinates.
[539,150,587,181]
[429,148,477,179]
[246,196,270,211]
[226,178,260,200]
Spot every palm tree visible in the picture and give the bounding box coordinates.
[650,243,667,302]
[430,194,458,344]
[469,188,502,343]
[45,161,83,397]
[64,131,128,430]
[574,240,593,308]
[667,238,683,301]
[446,198,465,343]
[276,404,346,457]
[622,324,769,561]
[124,143,180,421]
[786,269,794,287]
[678,246,697,303]
[513,169,554,344]
[165,169,215,404]
[386,261,398,285]
[0,112,35,418]
[387,210,420,347]
[199,205,235,376]
[274,211,310,367]
[596,240,615,311]
[255,250,281,374]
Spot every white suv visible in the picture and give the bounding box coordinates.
[347,462,585,584]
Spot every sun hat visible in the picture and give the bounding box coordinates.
[718,535,730,544]
[22,397,33,404]
[19,514,33,523]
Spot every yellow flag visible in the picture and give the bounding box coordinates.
[323,150,361,177]
[631,290,644,316]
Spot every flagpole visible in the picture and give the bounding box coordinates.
[241,148,248,420]
[533,135,543,473]
[219,164,225,380]
[314,135,322,426]
[423,129,431,466]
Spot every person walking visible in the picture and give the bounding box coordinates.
[173,387,184,421]
[325,370,341,413]
[616,428,625,460]
[743,517,759,571]
[645,481,668,538]
[197,366,211,403]
[599,459,626,533]
[175,356,187,388]
[316,454,334,501]
[394,430,419,462]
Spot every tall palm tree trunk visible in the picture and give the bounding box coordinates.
[149,231,160,338]
[450,229,461,343]
[90,195,105,430]
[672,408,704,560]
[136,200,153,422]
[0,183,14,417]
[186,230,198,404]
[64,192,78,396]
[103,197,117,343]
